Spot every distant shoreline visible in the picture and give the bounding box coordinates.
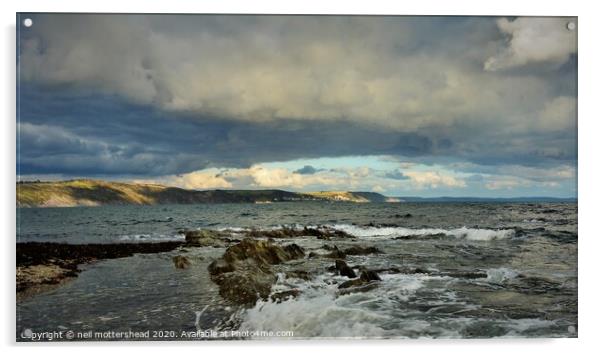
[16,179,576,208]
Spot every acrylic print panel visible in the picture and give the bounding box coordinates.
[16,13,577,341]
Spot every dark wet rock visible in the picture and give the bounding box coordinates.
[270,289,301,303]
[338,282,380,295]
[359,268,382,281]
[208,239,305,306]
[220,238,305,265]
[245,227,354,240]
[338,269,382,289]
[393,213,413,218]
[283,244,305,259]
[212,263,277,305]
[308,252,319,259]
[184,229,228,247]
[376,266,431,275]
[343,246,383,255]
[324,247,346,259]
[172,255,191,269]
[285,270,312,281]
[16,241,184,294]
[444,271,488,279]
[208,259,236,275]
[335,260,357,278]
[393,233,447,240]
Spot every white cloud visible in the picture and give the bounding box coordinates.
[485,17,577,71]
[133,169,232,189]
[484,176,526,190]
[19,15,573,135]
[404,171,466,189]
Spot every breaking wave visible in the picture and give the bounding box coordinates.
[117,234,185,242]
[330,224,515,241]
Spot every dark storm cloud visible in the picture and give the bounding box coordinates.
[383,170,410,181]
[294,166,323,175]
[16,14,577,180]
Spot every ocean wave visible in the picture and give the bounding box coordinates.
[486,267,519,284]
[330,224,515,241]
[239,272,457,339]
[117,234,185,242]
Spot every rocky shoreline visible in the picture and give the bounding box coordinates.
[16,226,383,304]
[17,241,185,298]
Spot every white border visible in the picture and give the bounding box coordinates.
[2,0,600,354]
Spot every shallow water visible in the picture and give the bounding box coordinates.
[16,202,577,340]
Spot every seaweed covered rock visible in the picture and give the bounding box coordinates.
[172,255,191,269]
[184,230,228,247]
[220,238,305,265]
[212,263,277,305]
[208,239,305,305]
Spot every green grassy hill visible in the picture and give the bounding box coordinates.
[16,179,390,207]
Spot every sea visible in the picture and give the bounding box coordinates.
[16,202,578,339]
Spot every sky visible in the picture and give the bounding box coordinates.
[16,14,577,198]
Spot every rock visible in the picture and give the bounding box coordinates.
[283,244,305,259]
[270,289,301,303]
[444,271,488,279]
[392,233,446,240]
[285,270,312,281]
[338,269,381,289]
[324,246,346,259]
[335,260,357,278]
[308,252,319,259]
[360,269,382,281]
[222,238,305,265]
[245,227,354,240]
[208,238,305,306]
[338,282,380,295]
[17,264,78,292]
[16,241,184,296]
[208,259,235,275]
[212,263,277,305]
[343,246,383,256]
[172,255,191,269]
[184,229,228,247]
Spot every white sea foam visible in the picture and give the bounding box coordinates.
[486,267,519,284]
[117,234,185,242]
[330,224,514,241]
[239,272,460,338]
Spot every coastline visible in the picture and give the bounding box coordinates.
[16,241,186,300]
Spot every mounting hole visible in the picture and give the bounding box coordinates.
[23,18,33,27]
[567,21,576,31]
